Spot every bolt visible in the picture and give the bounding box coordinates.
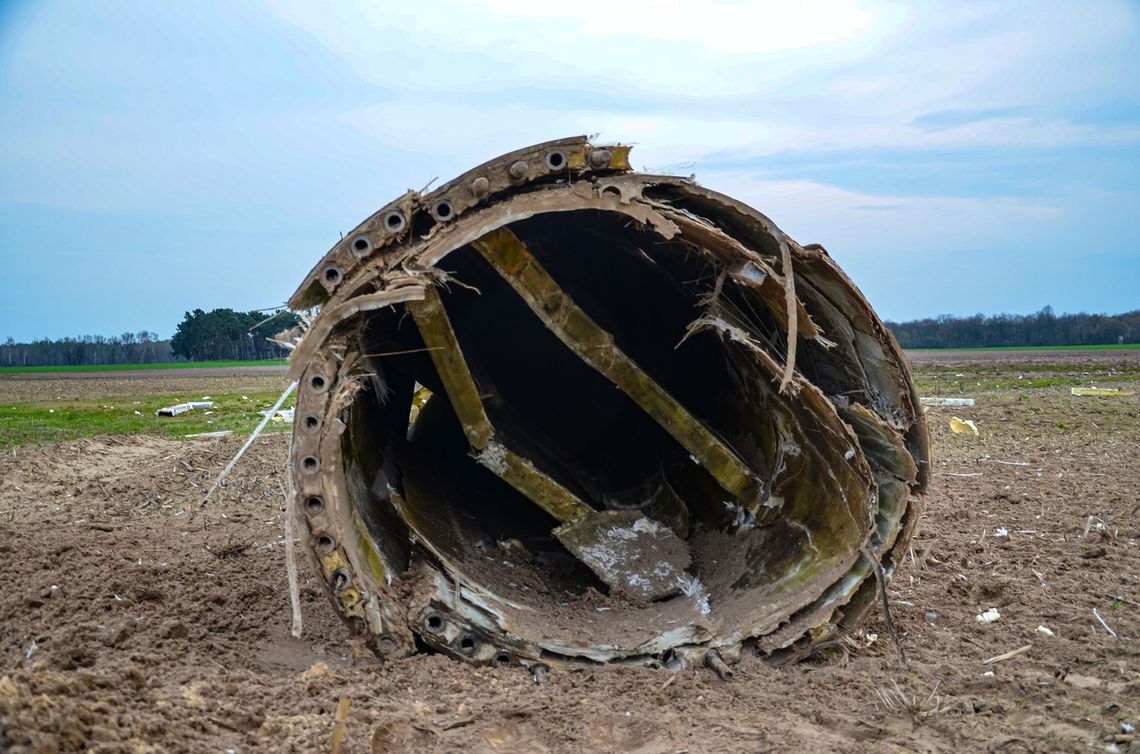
[530,663,550,685]
[376,635,399,655]
[508,160,528,181]
[470,176,490,196]
[588,149,612,169]
[704,649,734,682]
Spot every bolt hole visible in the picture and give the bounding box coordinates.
[351,236,370,253]
[601,185,622,199]
[432,200,453,220]
[305,496,325,515]
[424,614,444,632]
[492,652,512,667]
[384,211,406,232]
[323,267,341,284]
[316,535,335,553]
[457,634,477,654]
[303,415,320,431]
[546,150,566,169]
[309,374,327,391]
[332,570,351,591]
[302,456,320,473]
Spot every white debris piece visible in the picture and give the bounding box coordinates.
[156,401,214,417]
[1036,625,1055,637]
[975,607,1001,624]
[994,527,1009,538]
[921,397,976,408]
[676,573,711,616]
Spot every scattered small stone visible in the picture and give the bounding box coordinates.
[925,611,938,623]
[1063,673,1102,689]
[1079,546,1107,559]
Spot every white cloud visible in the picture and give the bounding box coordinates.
[697,172,1065,255]
[270,0,1140,166]
[451,0,879,55]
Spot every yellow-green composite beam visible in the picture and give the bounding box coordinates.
[471,227,763,510]
[406,285,594,524]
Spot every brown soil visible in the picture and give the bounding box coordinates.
[907,348,1140,369]
[0,372,287,405]
[2,358,1138,753]
[1,365,288,381]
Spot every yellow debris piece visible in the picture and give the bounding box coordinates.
[950,416,979,435]
[1071,387,1135,397]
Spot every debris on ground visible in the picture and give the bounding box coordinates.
[156,400,214,416]
[976,607,1001,624]
[950,416,979,435]
[282,137,930,672]
[1071,387,1135,397]
[920,397,976,407]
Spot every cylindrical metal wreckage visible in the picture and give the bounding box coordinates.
[285,137,929,674]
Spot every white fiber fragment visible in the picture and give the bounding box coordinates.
[975,607,1001,624]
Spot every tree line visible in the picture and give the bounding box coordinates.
[5,305,1138,367]
[2,331,172,367]
[886,307,1140,349]
[2,308,298,367]
[169,308,298,362]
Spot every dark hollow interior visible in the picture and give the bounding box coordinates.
[347,211,803,606]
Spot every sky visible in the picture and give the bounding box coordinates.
[1,0,1138,341]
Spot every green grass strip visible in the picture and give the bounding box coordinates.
[0,391,293,447]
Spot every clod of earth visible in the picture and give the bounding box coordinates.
[283,137,930,672]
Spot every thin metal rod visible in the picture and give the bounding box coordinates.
[202,380,297,505]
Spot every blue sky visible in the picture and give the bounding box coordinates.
[1,0,1137,341]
